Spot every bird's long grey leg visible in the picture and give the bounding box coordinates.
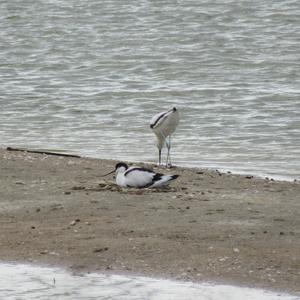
[158,130,167,167]
[158,149,162,166]
[166,135,172,167]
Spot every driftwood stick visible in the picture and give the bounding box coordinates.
[6,147,81,158]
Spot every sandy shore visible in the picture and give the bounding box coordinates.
[0,148,299,295]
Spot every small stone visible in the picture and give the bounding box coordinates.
[71,186,86,190]
[64,191,71,195]
[70,219,80,226]
[36,208,41,212]
[15,181,25,185]
[233,248,240,253]
[93,247,109,253]
[279,232,285,235]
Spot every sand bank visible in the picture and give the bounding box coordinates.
[0,148,299,294]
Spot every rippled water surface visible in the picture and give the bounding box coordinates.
[0,0,299,179]
[1,264,299,300]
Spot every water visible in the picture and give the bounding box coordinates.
[0,263,299,300]
[0,0,299,180]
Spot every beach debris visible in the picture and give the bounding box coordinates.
[245,175,253,179]
[70,219,81,226]
[233,248,240,253]
[15,181,25,185]
[70,180,178,195]
[216,170,222,176]
[71,186,86,190]
[93,247,109,253]
[6,146,81,158]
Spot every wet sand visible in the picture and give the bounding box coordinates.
[0,148,299,295]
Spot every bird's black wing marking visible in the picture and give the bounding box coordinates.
[143,172,164,188]
[152,173,163,182]
[150,112,168,129]
[124,167,154,176]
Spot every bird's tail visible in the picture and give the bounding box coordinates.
[151,174,179,187]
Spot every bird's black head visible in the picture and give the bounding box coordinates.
[172,107,177,112]
[115,162,128,171]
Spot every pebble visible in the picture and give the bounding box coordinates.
[71,186,86,190]
[70,219,80,226]
[93,247,109,253]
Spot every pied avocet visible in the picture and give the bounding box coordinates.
[150,107,179,167]
[101,162,179,188]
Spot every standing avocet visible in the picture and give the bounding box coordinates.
[101,162,179,188]
[150,107,180,167]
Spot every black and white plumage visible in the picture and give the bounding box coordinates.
[150,107,179,167]
[103,162,179,188]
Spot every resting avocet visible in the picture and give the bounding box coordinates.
[150,107,180,167]
[101,162,179,188]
